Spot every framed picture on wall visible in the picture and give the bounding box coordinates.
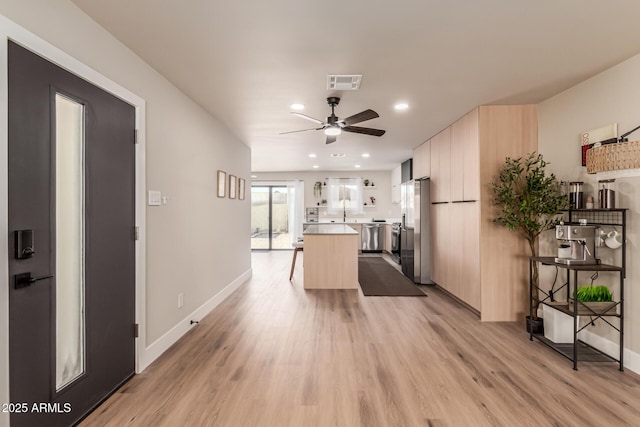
[229,175,237,199]
[217,170,226,198]
[238,178,245,200]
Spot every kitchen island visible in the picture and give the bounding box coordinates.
[303,224,359,289]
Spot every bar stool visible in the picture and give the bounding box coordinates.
[289,240,304,281]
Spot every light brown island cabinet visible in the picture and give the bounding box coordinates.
[424,105,536,321]
[303,224,359,289]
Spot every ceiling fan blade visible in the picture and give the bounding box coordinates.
[342,126,386,137]
[291,112,324,124]
[342,109,379,126]
[325,134,337,144]
[279,127,322,135]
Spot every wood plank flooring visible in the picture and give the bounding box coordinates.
[80,252,640,426]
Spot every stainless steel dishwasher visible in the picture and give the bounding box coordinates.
[361,223,384,253]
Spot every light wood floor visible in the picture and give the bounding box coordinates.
[81,252,640,426]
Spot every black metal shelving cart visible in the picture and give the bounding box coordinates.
[529,208,627,371]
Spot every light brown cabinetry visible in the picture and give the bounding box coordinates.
[303,225,359,289]
[383,224,392,253]
[462,202,480,310]
[428,105,537,321]
[450,108,480,202]
[447,204,464,299]
[412,139,431,179]
[430,128,451,203]
[430,203,449,287]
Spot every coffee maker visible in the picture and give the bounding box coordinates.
[555,224,600,265]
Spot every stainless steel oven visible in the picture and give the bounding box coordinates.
[391,222,401,264]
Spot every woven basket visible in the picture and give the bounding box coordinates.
[586,140,640,173]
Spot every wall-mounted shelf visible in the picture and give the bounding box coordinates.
[318,205,377,209]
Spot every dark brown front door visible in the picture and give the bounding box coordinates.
[8,41,136,426]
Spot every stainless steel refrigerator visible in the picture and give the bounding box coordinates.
[401,178,432,284]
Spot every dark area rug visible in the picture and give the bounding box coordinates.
[358,257,427,297]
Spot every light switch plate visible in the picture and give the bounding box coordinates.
[148,190,162,206]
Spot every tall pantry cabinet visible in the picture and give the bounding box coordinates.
[413,105,537,321]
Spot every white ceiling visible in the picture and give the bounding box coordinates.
[72,0,640,172]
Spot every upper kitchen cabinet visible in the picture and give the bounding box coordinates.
[429,128,451,203]
[450,108,480,202]
[413,140,431,180]
[391,165,401,204]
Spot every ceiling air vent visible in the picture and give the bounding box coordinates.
[327,74,362,91]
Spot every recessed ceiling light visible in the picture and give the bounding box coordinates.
[394,103,409,110]
[355,164,361,168]
[251,175,257,179]
[309,153,317,158]
[290,103,304,110]
[312,165,319,169]
[330,153,346,158]
[362,153,370,158]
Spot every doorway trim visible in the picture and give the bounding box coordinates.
[0,14,147,425]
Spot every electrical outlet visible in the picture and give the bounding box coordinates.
[178,293,184,308]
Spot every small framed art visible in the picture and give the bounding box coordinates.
[229,175,237,199]
[217,170,226,198]
[238,178,245,200]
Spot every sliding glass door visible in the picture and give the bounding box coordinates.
[251,185,290,250]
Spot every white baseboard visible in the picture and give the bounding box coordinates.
[580,329,640,374]
[137,268,252,371]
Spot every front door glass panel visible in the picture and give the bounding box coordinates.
[55,93,86,391]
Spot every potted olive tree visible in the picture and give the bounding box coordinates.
[490,153,568,332]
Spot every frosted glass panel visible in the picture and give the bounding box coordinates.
[55,94,85,391]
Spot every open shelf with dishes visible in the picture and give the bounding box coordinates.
[528,208,627,371]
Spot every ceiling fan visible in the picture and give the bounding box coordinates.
[280,97,386,144]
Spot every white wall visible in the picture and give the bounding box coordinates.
[0,1,251,421]
[538,53,640,372]
[253,170,399,221]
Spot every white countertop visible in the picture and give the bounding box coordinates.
[304,219,395,225]
[303,224,359,235]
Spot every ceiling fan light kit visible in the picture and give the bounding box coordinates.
[324,126,341,136]
[281,96,386,144]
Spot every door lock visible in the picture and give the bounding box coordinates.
[14,272,53,289]
[15,229,35,259]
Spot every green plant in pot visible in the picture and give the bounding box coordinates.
[573,284,616,315]
[314,181,323,199]
[577,285,612,302]
[491,152,568,327]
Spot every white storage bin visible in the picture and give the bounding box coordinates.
[542,304,574,343]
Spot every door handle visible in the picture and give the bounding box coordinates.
[14,272,53,289]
